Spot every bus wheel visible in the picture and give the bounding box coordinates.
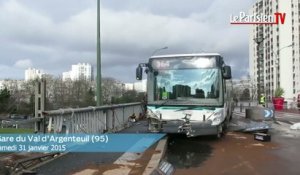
[216,124,224,139]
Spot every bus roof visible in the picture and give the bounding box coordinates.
[150,53,221,59]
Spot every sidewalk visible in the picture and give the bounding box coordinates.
[278,109,300,115]
[236,101,300,115]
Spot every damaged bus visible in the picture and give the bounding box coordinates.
[136,53,234,137]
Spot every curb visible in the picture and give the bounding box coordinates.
[142,137,168,175]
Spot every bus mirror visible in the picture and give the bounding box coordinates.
[223,66,232,79]
[136,66,143,80]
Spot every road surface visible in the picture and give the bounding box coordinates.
[165,110,300,175]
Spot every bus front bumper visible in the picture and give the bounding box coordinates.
[148,119,220,137]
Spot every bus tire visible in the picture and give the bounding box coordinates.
[229,114,233,121]
[216,124,224,139]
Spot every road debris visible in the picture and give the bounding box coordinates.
[290,123,300,130]
[254,133,271,142]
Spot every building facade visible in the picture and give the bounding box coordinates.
[249,0,300,103]
[25,68,44,81]
[124,79,147,92]
[124,83,134,91]
[133,79,147,92]
[62,63,93,81]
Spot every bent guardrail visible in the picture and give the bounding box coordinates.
[1,103,144,134]
[42,103,143,134]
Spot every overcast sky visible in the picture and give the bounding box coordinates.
[0,0,254,83]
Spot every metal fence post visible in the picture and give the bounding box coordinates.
[240,103,243,112]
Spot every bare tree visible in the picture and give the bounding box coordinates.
[102,77,123,104]
[3,76,130,113]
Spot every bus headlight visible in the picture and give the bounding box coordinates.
[210,111,224,126]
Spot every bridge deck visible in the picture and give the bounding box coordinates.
[33,121,156,175]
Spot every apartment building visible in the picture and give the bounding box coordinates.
[25,68,44,81]
[62,63,93,81]
[249,0,300,103]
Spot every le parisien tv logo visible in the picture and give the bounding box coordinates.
[230,12,286,25]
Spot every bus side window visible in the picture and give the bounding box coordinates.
[224,80,226,93]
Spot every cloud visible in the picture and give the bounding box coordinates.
[0,0,254,82]
[14,59,33,68]
[0,64,24,80]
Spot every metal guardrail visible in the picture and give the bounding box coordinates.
[1,118,41,128]
[43,102,143,134]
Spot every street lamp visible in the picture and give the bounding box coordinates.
[137,46,168,83]
[274,43,293,89]
[151,46,168,56]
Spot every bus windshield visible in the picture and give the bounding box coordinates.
[153,68,223,105]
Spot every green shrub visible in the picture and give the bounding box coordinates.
[0,128,34,133]
[274,87,284,97]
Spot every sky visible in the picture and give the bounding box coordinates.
[0,0,255,83]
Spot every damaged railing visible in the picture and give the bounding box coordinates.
[42,103,143,134]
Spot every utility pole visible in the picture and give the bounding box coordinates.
[254,36,264,104]
[96,0,102,106]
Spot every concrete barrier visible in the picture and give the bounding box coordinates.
[245,107,274,121]
[143,137,169,175]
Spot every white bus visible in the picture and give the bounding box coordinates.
[136,53,234,137]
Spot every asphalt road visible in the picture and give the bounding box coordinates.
[165,110,300,175]
[34,152,123,175]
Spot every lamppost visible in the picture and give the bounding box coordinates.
[96,0,102,106]
[254,37,264,104]
[274,44,293,89]
[151,46,168,56]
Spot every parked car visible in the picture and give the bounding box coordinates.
[9,114,28,119]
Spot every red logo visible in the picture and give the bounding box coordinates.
[274,13,286,24]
